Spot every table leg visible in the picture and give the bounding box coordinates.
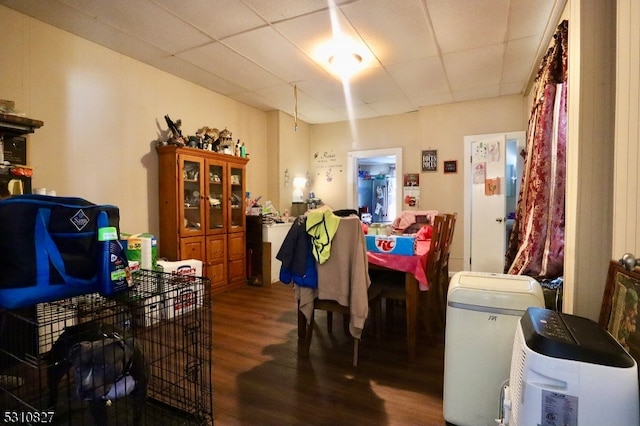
[405,272,418,362]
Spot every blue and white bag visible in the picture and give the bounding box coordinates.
[0,194,120,309]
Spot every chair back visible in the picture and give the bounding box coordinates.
[425,214,445,287]
[439,213,457,284]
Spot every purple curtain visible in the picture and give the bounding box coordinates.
[505,20,568,279]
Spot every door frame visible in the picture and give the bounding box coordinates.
[347,147,403,217]
[463,131,525,272]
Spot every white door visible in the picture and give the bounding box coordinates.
[463,132,525,273]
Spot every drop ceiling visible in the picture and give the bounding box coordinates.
[0,0,566,124]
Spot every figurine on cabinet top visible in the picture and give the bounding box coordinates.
[164,114,185,147]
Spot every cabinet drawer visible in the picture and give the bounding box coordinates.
[228,233,245,259]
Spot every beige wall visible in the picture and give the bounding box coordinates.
[308,111,420,210]
[0,6,268,236]
[277,111,311,213]
[309,96,526,272]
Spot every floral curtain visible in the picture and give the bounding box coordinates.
[505,20,568,279]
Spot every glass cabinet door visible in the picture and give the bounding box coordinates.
[229,166,244,229]
[181,157,204,235]
[207,161,225,232]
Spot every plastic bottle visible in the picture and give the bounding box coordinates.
[98,211,131,296]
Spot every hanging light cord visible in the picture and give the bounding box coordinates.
[294,84,298,132]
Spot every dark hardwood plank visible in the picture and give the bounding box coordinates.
[212,283,446,425]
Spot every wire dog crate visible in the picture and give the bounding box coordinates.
[0,269,213,425]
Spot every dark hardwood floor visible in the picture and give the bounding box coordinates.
[212,282,446,425]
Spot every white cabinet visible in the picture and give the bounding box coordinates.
[262,222,293,283]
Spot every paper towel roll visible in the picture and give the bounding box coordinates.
[141,237,152,270]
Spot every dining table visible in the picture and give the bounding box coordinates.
[367,238,432,362]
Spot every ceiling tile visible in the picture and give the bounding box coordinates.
[508,0,556,39]
[443,44,504,91]
[387,57,450,101]
[427,0,509,53]
[241,0,351,23]
[223,26,327,83]
[413,91,455,107]
[502,36,540,84]
[151,0,266,40]
[149,55,245,95]
[500,81,526,96]
[297,108,344,124]
[228,91,274,111]
[348,68,407,104]
[368,98,418,117]
[61,0,213,53]
[452,85,501,102]
[295,77,363,108]
[341,0,438,65]
[332,103,378,121]
[178,42,285,91]
[253,84,329,115]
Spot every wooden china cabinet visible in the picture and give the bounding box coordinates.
[156,145,249,294]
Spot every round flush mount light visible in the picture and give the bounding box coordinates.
[329,52,363,66]
[314,36,370,79]
[328,52,363,77]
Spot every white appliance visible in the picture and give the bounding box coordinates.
[263,222,293,283]
[499,307,639,426]
[443,271,545,426]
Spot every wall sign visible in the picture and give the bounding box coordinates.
[444,160,457,174]
[421,150,437,172]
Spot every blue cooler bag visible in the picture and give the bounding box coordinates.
[0,194,120,309]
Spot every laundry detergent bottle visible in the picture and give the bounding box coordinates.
[97,211,131,296]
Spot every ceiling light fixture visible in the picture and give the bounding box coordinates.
[328,52,363,77]
[325,46,364,78]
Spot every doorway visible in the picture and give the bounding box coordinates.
[347,148,403,223]
[463,131,525,273]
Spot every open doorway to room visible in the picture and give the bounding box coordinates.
[347,148,403,224]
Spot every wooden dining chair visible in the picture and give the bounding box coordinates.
[299,285,382,367]
[297,215,377,367]
[369,214,446,339]
[440,214,457,291]
[430,213,456,330]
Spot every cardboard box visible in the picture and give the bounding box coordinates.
[156,259,203,278]
[365,235,416,256]
[130,293,164,327]
[164,283,204,319]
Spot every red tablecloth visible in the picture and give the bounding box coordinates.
[367,239,431,290]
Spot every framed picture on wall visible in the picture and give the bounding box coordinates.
[599,259,640,362]
[422,150,437,172]
[444,160,457,174]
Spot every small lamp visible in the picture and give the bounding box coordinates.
[292,177,307,202]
